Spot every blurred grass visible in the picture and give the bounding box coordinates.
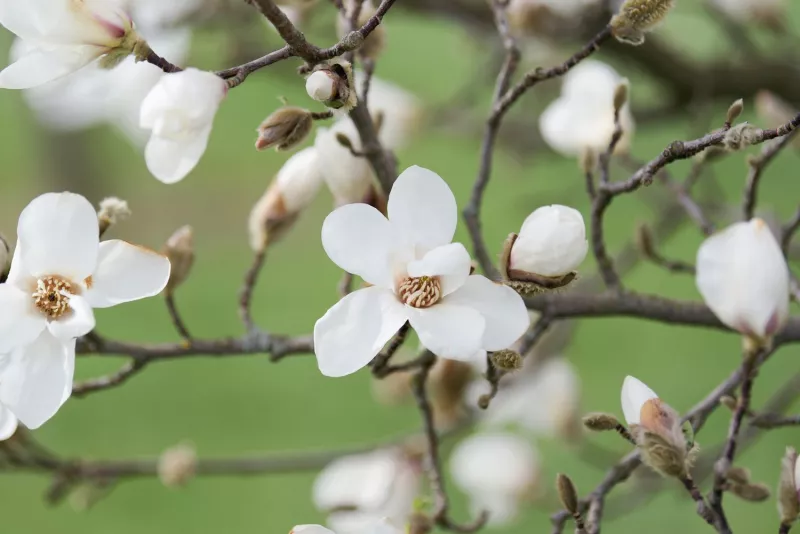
[1,2,800,533]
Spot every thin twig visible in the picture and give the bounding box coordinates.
[239,246,268,332]
[165,293,192,341]
[679,475,717,528]
[743,130,800,220]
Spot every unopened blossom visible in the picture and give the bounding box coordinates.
[0,0,141,89]
[621,376,689,477]
[306,62,356,111]
[248,147,324,250]
[450,433,539,525]
[140,68,227,183]
[0,193,170,427]
[314,166,530,377]
[539,60,635,157]
[696,219,790,344]
[506,205,588,281]
[314,119,377,207]
[778,447,800,524]
[313,448,420,534]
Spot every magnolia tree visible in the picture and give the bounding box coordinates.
[1,0,800,533]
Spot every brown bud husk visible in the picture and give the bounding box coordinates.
[582,412,620,431]
[726,99,744,126]
[248,182,299,251]
[97,197,131,236]
[500,233,578,295]
[158,443,197,488]
[729,482,771,503]
[255,106,313,151]
[778,447,800,523]
[309,60,357,111]
[556,473,579,514]
[162,226,195,293]
[611,0,675,45]
[491,349,523,371]
[723,123,759,151]
[631,398,690,478]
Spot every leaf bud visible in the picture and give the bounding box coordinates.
[97,197,131,236]
[556,473,579,514]
[255,106,313,152]
[726,98,744,126]
[730,481,771,503]
[582,412,621,432]
[162,225,195,294]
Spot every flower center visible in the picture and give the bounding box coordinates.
[32,276,75,319]
[398,276,442,308]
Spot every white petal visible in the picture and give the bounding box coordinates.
[322,204,410,288]
[369,518,404,534]
[444,276,529,351]
[407,303,485,361]
[313,449,400,511]
[0,332,75,429]
[469,494,519,527]
[291,526,335,534]
[0,283,46,352]
[512,205,588,277]
[406,243,471,296]
[47,295,95,340]
[387,166,457,251]
[17,192,99,280]
[795,456,800,493]
[696,219,790,338]
[0,43,101,89]
[0,404,18,441]
[84,240,170,308]
[314,287,408,377]
[314,120,375,206]
[620,375,658,426]
[145,127,212,184]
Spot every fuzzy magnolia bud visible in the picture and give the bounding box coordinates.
[613,80,630,115]
[696,218,790,347]
[256,106,313,151]
[621,376,691,477]
[248,147,324,250]
[778,447,800,524]
[556,473,579,514]
[97,197,131,236]
[726,466,752,485]
[163,226,195,293]
[158,443,197,488]
[726,99,744,126]
[583,412,621,431]
[730,482,771,503]
[611,0,675,45]
[306,62,357,111]
[723,123,759,151]
[491,349,523,371]
[0,234,10,280]
[502,206,588,293]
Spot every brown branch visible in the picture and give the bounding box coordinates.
[72,359,148,398]
[743,130,800,220]
[165,293,192,341]
[781,206,800,256]
[143,48,183,73]
[679,475,718,529]
[750,413,800,429]
[371,322,411,377]
[239,246,268,332]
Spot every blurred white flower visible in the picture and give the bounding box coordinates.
[509,205,588,278]
[314,118,376,206]
[539,60,634,157]
[710,0,785,25]
[450,433,539,526]
[129,0,202,28]
[473,358,580,438]
[314,166,530,377]
[695,218,789,343]
[0,0,138,89]
[509,0,599,21]
[0,403,17,441]
[140,68,227,183]
[248,147,324,249]
[0,192,170,428]
[292,519,402,534]
[313,449,420,534]
[353,72,421,150]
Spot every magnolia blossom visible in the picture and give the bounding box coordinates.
[450,433,539,525]
[313,449,420,534]
[0,404,17,441]
[508,205,588,279]
[292,519,402,534]
[314,119,376,206]
[539,60,634,157]
[710,0,784,25]
[353,71,420,150]
[314,166,530,377]
[140,68,227,183]
[474,358,580,438]
[696,219,790,342]
[0,0,138,89]
[0,193,170,427]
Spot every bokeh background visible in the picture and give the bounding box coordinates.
[1,1,800,532]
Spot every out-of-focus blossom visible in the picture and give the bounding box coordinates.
[696,219,789,345]
[313,448,420,534]
[291,518,403,534]
[539,60,634,157]
[314,166,529,377]
[450,433,539,525]
[710,0,785,28]
[314,119,376,207]
[140,68,227,183]
[354,71,421,150]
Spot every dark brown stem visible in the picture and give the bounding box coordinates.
[239,246,268,332]
[680,475,717,528]
[144,49,183,73]
[743,130,800,220]
[165,293,192,341]
[782,206,800,256]
[371,322,411,377]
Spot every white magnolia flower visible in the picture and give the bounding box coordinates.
[353,72,420,150]
[314,119,376,206]
[539,60,634,157]
[129,0,202,28]
[0,0,138,89]
[509,205,588,278]
[710,0,784,24]
[306,70,338,102]
[140,67,227,183]
[474,358,580,438]
[620,375,658,427]
[0,192,170,427]
[292,519,402,534]
[696,219,790,342]
[0,404,17,441]
[450,433,539,525]
[313,449,419,534]
[314,166,530,377]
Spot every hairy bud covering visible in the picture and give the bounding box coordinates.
[611,0,675,45]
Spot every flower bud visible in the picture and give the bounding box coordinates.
[556,473,579,514]
[582,412,621,432]
[726,99,744,126]
[306,62,357,111]
[0,234,10,280]
[248,147,323,250]
[621,376,690,477]
[491,349,523,371]
[502,206,588,290]
[256,106,313,151]
[97,197,131,236]
[696,219,790,346]
[158,443,197,488]
[778,447,800,524]
[723,123,759,151]
[611,0,675,45]
[726,466,751,485]
[163,226,195,294]
[730,482,771,502]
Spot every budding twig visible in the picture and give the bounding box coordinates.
[165,293,192,342]
[743,129,800,221]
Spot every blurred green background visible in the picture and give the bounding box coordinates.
[1,1,800,532]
